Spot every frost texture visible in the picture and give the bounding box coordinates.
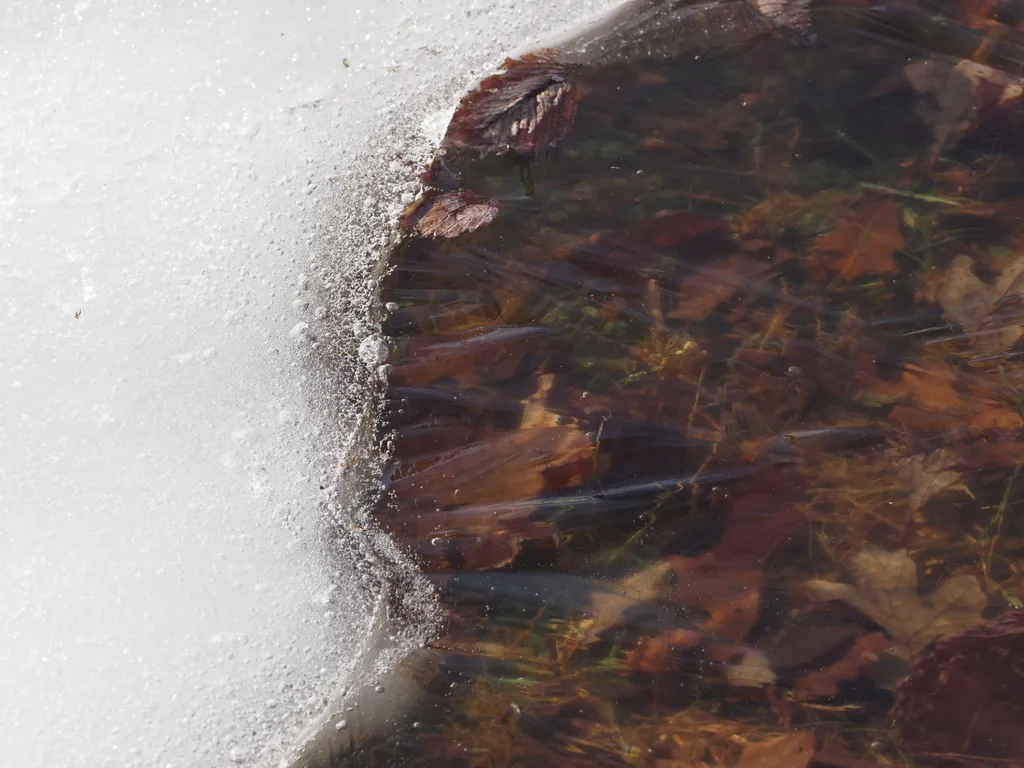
[0,0,626,766]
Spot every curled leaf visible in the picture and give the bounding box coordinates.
[443,49,580,156]
[399,190,499,239]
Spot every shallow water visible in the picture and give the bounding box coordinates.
[360,0,1024,764]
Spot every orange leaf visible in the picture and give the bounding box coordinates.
[817,200,904,280]
[794,632,892,698]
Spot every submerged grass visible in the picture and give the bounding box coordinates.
[353,1,1024,765]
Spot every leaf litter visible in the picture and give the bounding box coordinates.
[362,1,1024,765]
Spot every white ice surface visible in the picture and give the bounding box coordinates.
[0,1,624,767]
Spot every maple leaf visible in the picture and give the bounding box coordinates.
[398,190,499,239]
[806,548,986,659]
[895,448,971,514]
[443,49,580,156]
[929,253,1024,354]
[815,199,904,281]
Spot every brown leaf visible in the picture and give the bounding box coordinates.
[735,732,815,768]
[905,57,1024,158]
[387,423,595,510]
[399,190,499,239]
[895,448,970,514]
[806,547,986,659]
[443,49,579,156]
[895,610,1024,759]
[390,326,552,387]
[859,360,1022,432]
[794,632,892,698]
[618,555,764,643]
[666,253,778,322]
[930,253,1024,354]
[816,200,904,280]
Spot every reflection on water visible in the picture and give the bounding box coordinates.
[363,0,1024,764]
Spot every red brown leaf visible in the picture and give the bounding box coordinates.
[443,49,580,156]
[399,190,499,239]
[895,610,1024,760]
[816,199,904,280]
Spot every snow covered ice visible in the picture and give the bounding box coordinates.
[0,0,624,766]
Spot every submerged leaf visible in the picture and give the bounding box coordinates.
[735,731,815,768]
[806,547,986,659]
[399,190,499,239]
[895,448,970,514]
[905,57,1024,159]
[895,610,1024,759]
[816,199,904,280]
[443,50,580,156]
[930,253,1024,353]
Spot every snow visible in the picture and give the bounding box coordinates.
[0,0,625,767]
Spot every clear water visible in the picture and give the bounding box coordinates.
[361,0,1024,764]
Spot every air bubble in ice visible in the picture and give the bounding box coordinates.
[358,335,389,366]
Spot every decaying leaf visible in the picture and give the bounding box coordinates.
[399,189,499,239]
[895,448,971,514]
[735,731,815,768]
[388,423,595,510]
[930,253,1024,353]
[858,359,1023,432]
[895,610,1024,759]
[666,253,778,322]
[905,57,1024,159]
[815,199,904,280]
[806,547,986,659]
[617,556,763,642]
[793,631,892,698]
[443,49,580,156]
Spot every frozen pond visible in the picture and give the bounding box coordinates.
[0,1,622,766]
